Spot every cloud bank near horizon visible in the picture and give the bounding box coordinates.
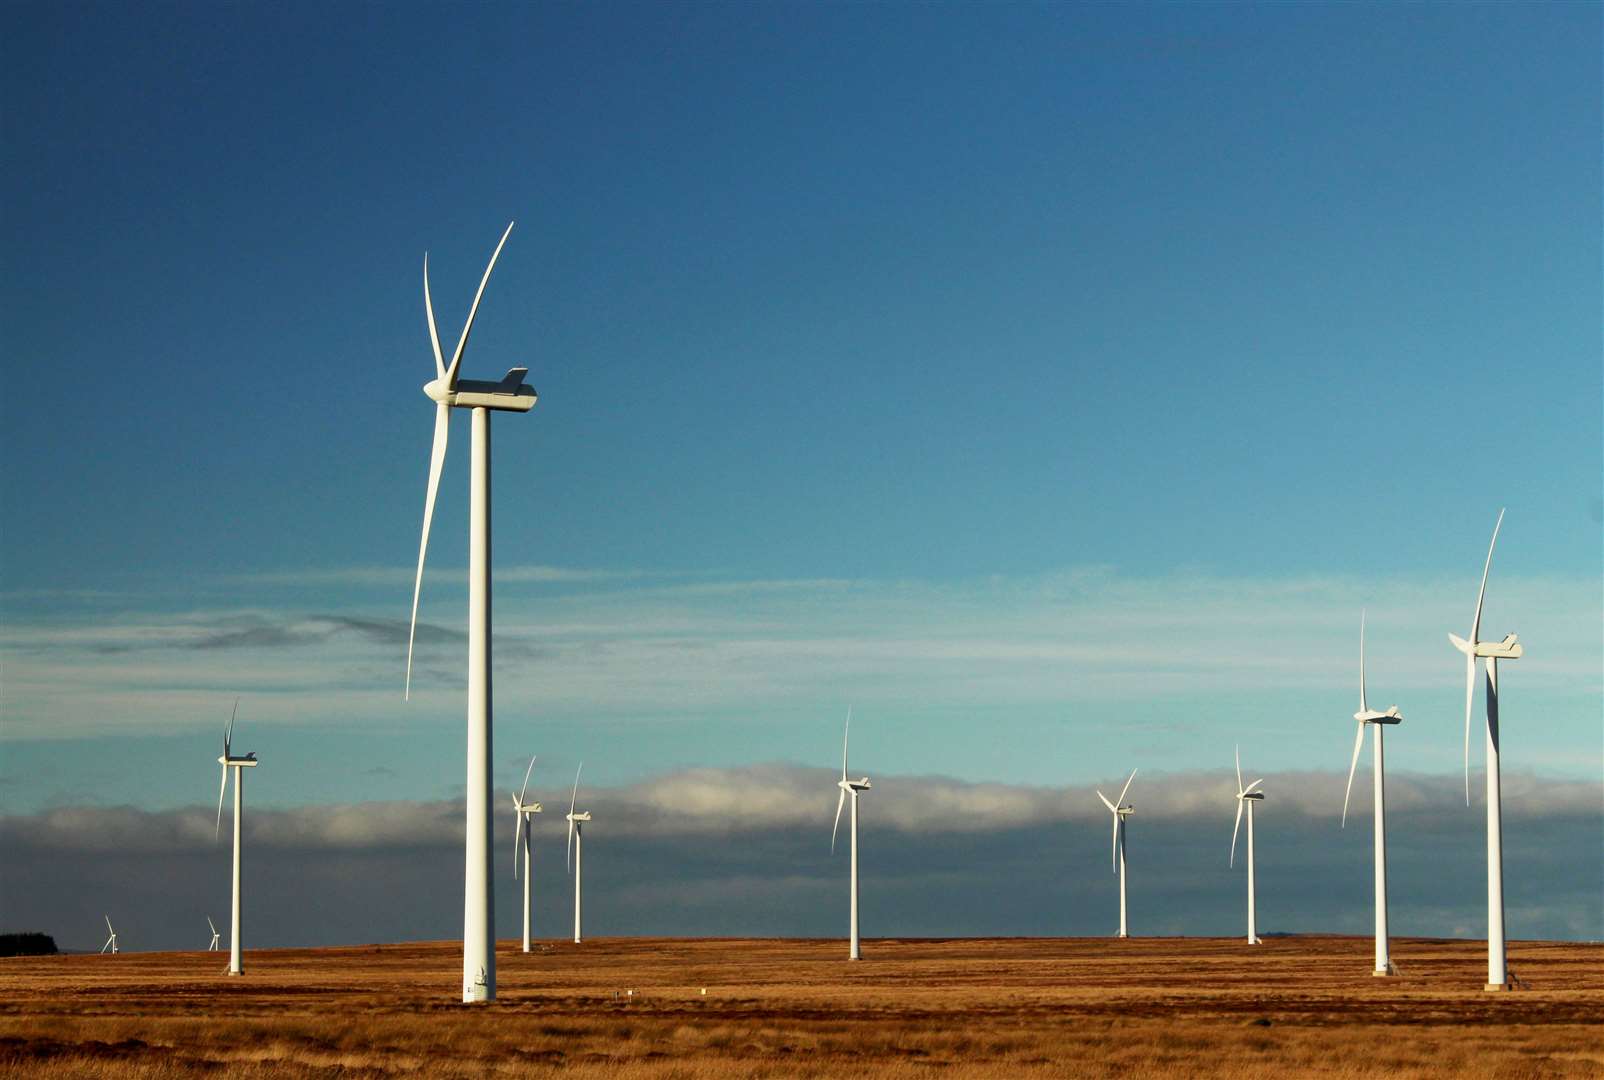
[4,763,1597,952]
[6,764,1599,852]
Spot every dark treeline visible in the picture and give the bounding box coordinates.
[0,932,58,957]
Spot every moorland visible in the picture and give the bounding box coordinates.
[2,935,1600,1078]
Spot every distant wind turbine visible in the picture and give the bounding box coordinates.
[831,709,872,961]
[100,915,118,955]
[215,700,257,976]
[1448,509,1523,992]
[206,916,220,952]
[1095,769,1137,939]
[511,755,542,953]
[403,221,537,1003]
[1341,611,1402,976]
[565,764,591,945]
[1229,747,1265,945]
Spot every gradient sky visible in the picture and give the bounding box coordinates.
[1,3,1599,943]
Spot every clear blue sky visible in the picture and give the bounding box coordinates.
[2,3,1599,815]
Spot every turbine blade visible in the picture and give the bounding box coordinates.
[841,707,851,782]
[1244,778,1265,796]
[423,254,445,380]
[215,763,228,839]
[1110,813,1119,874]
[225,698,237,757]
[1117,768,1137,808]
[831,788,846,853]
[512,814,523,878]
[1341,720,1365,827]
[1463,652,1476,805]
[570,762,582,818]
[1096,790,1115,812]
[106,915,113,934]
[405,402,450,700]
[1469,508,1505,648]
[1359,610,1368,713]
[444,221,515,389]
[208,916,216,935]
[1235,745,1243,794]
[1230,798,1245,868]
[566,819,574,873]
[519,754,536,806]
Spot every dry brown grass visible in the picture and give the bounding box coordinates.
[2,936,1600,1078]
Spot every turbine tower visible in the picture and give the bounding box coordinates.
[1341,611,1403,976]
[1095,769,1137,939]
[511,755,542,953]
[215,701,257,976]
[565,764,591,945]
[100,916,118,955]
[1229,747,1265,945]
[206,916,220,952]
[404,221,537,1003]
[830,709,872,961]
[1448,509,1523,992]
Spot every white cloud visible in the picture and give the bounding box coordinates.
[7,765,1595,852]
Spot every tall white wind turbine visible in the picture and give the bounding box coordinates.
[1095,769,1137,939]
[511,755,543,953]
[1448,509,1523,991]
[565,763,592,945]
[831,710,872,961]
[1229,747,1265,945]
[1341,611,1403,976]
[207,916,220,952]
[215,701,257,976]
[404,221,537,1002]
[100,915,119,955]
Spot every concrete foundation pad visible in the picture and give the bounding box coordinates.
[1484,982,1511,992]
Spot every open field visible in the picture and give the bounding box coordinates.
[2,936,1601,1078]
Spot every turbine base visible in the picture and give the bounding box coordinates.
[1484,982,1512,992]
[1372,970,1392,977]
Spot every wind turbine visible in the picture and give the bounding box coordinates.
[215,700,257,976]
[1095,769,1137,939]
[565,764,591,945]
[1229,747,1265,945]
[830,709,872,961]
[403,221,537,1003]
[511,755,542,953]
[206,916,221,952]
[1341,611,1403,976]
[99,916,118,955]
[1448,509,1523,992]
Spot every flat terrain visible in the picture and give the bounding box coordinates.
[2,936,1600,1078]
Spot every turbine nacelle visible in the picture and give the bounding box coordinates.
[838,777,872,792]
[422,371,537,412]
[1354,707,1402,725]
[566,811,592,823]
[1237,791,1265,801]
[218,754,259,766]
[1475,633,1522,660]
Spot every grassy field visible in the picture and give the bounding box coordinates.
[2,936,1600,1078]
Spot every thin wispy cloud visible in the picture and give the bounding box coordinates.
[1,567,1597,741]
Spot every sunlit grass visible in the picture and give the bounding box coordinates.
[2,937,1600,1077]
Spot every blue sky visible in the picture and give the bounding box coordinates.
[2,3,1599,940]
